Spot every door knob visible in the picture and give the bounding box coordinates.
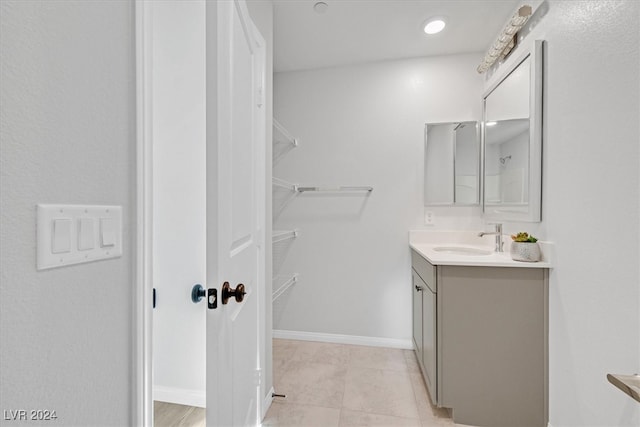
[221,282,246,304]
[192,284,206,303]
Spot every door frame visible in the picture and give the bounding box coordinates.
[133,0,154,425]
[132,1,269,425]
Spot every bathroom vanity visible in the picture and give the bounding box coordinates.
[410,236,550,427]
[414,38,549,426]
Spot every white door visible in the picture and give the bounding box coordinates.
[205,1,266,426]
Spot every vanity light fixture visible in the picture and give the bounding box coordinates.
[477,4,533,73]
[423,18,446,35]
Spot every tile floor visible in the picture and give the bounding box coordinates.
[153,339,469,426]
[263,339,465,427]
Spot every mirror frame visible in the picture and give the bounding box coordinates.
[424,121,481,207]
[482,39,544,222]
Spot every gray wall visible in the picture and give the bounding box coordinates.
[273,54,484,342]
[0,1,134,425]
[506,1,639,425]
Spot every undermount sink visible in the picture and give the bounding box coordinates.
[433,246,492,256]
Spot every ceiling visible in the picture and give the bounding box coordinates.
[273,0,521,72]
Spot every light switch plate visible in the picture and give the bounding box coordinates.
[37,204,123,270]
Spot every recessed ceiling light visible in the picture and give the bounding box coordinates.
[423,18,446,35]
[314,2,328,14]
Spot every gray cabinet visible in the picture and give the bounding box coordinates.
[411,250,437,404]
[411,249,549,427]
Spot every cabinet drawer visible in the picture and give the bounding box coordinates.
[411,250,436,292]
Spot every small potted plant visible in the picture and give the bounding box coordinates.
[510,232,541,262]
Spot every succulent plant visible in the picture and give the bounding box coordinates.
[511,232,538,243]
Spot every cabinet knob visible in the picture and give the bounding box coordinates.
[415,285,422,292]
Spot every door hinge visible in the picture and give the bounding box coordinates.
[256,87,264,108]
[254,369,262,386]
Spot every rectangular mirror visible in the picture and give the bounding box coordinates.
[424,121,480,206]
[483,40,543,222]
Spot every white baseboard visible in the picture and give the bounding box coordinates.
[273,329,412,349]
[262,386,274,420]
[154,385,205,408]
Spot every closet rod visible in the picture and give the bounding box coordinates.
[272,229,299,244]
[297,186,373,193]
[272,274,298,302]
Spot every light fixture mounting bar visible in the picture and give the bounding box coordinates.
[477,4,533,74]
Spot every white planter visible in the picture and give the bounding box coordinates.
[510,241,541,262]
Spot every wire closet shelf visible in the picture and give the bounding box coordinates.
[272,178,373,193]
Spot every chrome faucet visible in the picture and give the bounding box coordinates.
[478,223,504,253]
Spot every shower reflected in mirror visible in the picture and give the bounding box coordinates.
[424,121,480,206]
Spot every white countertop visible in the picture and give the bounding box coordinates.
[410,230,553,269]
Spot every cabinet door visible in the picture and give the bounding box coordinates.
[439,266,547,426]
[422,285,437,404]
[412,270,423,366]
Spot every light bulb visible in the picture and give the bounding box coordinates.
[423,19,446,35]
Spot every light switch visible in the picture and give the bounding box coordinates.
[78,218,95,251]
[37,204,122,270]
[52,219,71,254]
[100,218,116,247]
